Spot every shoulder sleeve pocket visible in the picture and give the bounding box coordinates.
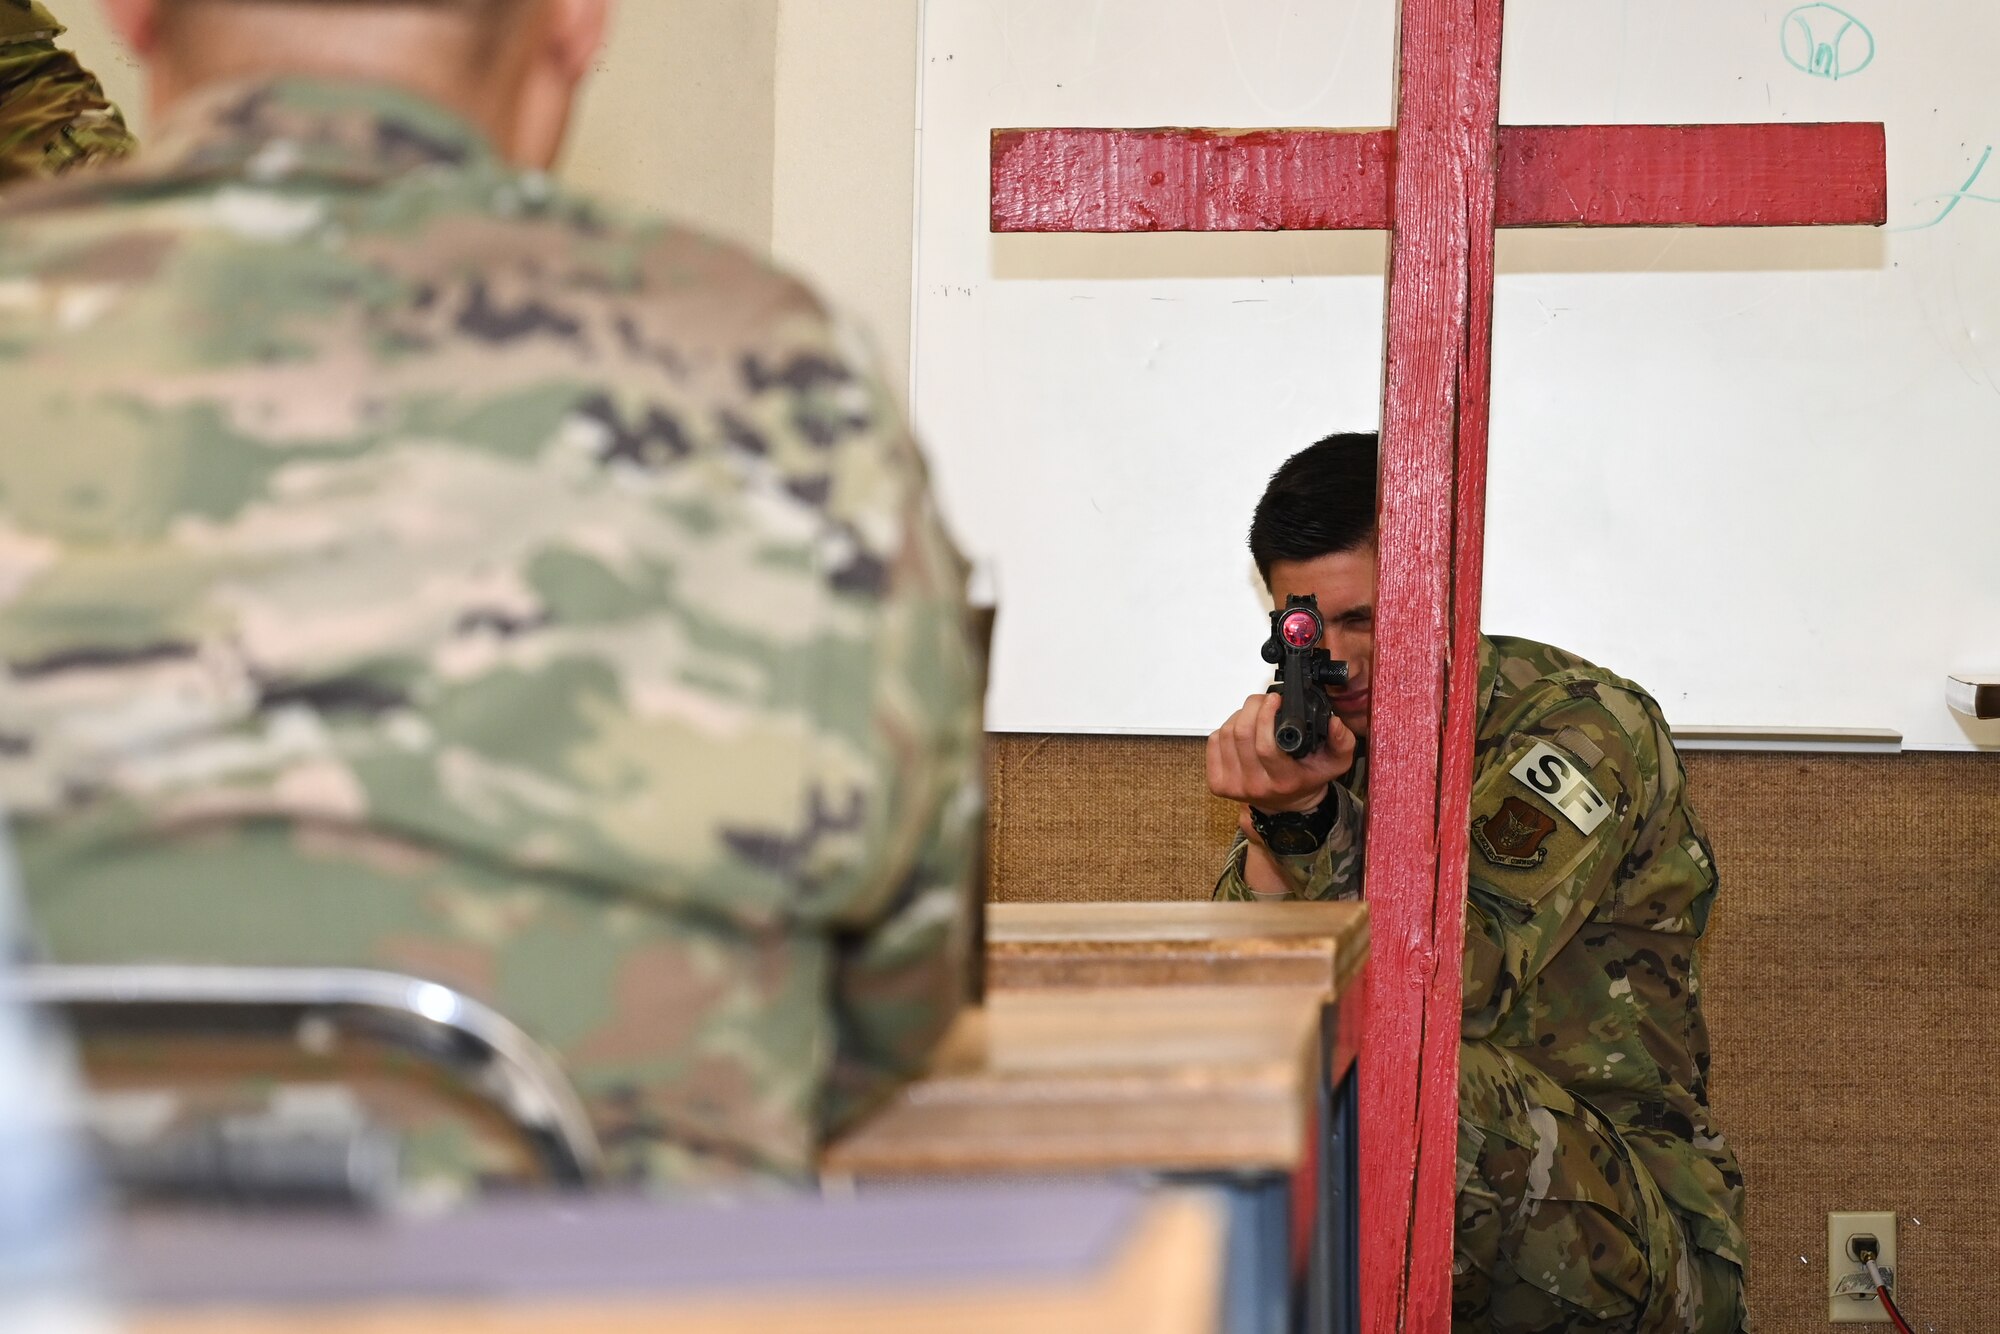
[1467,739,1615,911]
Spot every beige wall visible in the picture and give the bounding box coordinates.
[54,0,920,391]
[770,3,920,401]
[49,4,141,129]
[565,0,779,251]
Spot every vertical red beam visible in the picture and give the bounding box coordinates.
[1366,0,1503,1329]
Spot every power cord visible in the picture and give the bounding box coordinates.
[1851,1235,1918,1334]
[1865,1257,1916,1334]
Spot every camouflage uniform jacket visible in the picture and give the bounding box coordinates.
[0,78,983,1186]
[1218,635,1747,1270]
[0,1,135,185]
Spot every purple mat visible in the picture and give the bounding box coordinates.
[113,1180,1152,1309]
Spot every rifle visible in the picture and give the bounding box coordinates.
[1261,594,1350,759]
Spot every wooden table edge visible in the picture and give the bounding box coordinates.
[821,987,1325,1179]
[986,902,1371,1001]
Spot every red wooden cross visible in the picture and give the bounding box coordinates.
[989,5,1887,1332]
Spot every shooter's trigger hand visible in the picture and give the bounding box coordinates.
[1206,692,1355,814]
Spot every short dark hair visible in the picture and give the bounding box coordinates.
[1248,432,1379,583]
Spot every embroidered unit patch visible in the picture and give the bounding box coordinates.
[1472,796,1558,868]
[1509,740,1613,835]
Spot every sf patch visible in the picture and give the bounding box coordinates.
[1473,796,1558,869]
[1509,740,1613,835]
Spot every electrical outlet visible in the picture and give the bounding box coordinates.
[1828,1211,1897,1323]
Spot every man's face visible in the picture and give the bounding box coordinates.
[1267,546,1377,739]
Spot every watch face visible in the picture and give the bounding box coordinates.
[1264,823,1321,857]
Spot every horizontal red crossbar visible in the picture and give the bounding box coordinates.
[1498,122,1887,227]
[992,127,1394,232]
[990,123,1887,232]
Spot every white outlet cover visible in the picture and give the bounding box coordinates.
[1828,1211,1898,1324]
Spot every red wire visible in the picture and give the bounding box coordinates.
[1875,1283,1916,1334]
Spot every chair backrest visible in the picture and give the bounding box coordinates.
[3,964,603,1207]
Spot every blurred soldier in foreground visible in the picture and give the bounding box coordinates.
[0,0,135,183]
[0,0,982,1189]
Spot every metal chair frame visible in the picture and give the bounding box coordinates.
[3,965,603,1191]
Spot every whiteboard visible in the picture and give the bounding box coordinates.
[911,0,2000,750]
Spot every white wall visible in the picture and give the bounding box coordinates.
[910,0,2000,750]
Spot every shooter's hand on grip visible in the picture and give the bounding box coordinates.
[1206,691,1356,814]
[1207,593,1356,818]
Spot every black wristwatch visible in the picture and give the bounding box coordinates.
[1249,788,1341,858]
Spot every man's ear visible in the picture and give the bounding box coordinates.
[98,0,161,55]
[545,0,610,79]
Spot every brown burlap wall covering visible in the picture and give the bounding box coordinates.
[986,735,1999,1332]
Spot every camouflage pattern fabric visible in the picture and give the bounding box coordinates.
[0,77,983,1189]
[1215,752,1367,902]
[1218,635,1748,1331]
[1458,1039,1744,1333]
[0,1,136,186]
